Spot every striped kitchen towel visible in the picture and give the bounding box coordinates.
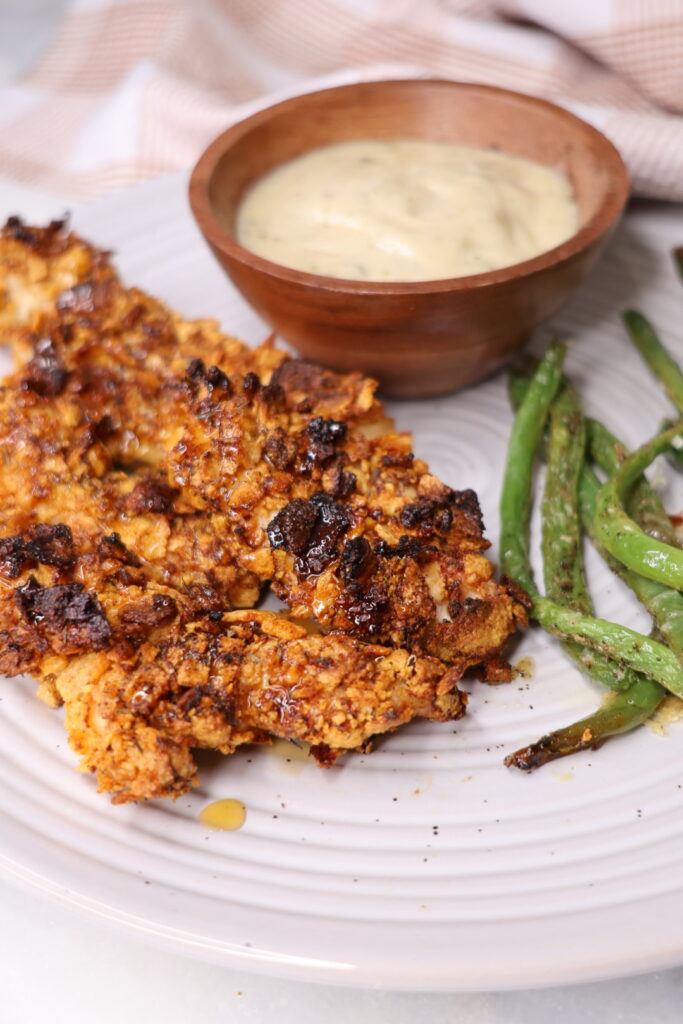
[1,0,682,201]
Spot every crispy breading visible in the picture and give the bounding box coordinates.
[0,523,466,802]
[0,217,524,803]
[55,610,465,803]
[0,373,262,609]
[0,217,526,679]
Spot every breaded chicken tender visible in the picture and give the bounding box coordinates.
[0,217,524,802]
[0,217,525,678]
[0,521,465,802]
[56,610,465,803]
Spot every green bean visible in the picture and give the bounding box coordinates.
[504,678,663,770]
[507,360,539,413]
[511,366,677,546]
[500,342,566,592]
[594,421,683,589]
[586,417,679,545]
[510,367,683,654]
[578,465,683,697]
[658,417,683,471]
[542,384,589,609]
[505,368,668,768]
[530,574,683,694]
[543,419,683,674]
[623,309,683,414]
[541,385,647,693]
[580,419,683,660]
[500,356,683,698]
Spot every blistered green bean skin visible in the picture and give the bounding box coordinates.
[505,677,664,770]
[499,343,566,596]
[501,355,683,698]
[587,417,679,547]
[509,367,679,673]
[623,309,683,414]
[595,422,683,589]
[540,386,648,694]
[580,457,683,665]
[505,367,667,769]
[542,385,588,609]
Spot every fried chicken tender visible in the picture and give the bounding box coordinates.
[55,610,465,803]
[0,217,525,681]
[0,380,262,612]
[0,216,524,802]
[0,520,465,802]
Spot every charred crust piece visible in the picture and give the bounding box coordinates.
[323,460,356,499]
[399,498,451,534]
[259,382,285,409]
[267,493,351,576]
[451,488,484,534]
[374,535,430,561]
[263,428,297,471]
[310,743,337,767]
[242,371,261,399]
[380,451,414,468]
[0,627,47,676]
[302,417,347,468]
[4,215,68,250]
[340,537,373,581]
[15,576,112,650]
[185,359,232,398]
[22,337,68,396]
[97,532,142,567]
[80,414,117,455]
[301,494,352,575]
[501,574,533,611]
[125,475,178,515]
[270,358,368,412]
[175,685,204,714]
[0,524,75,578]
[182,582,225,613]
[24,523,75,571]
[0,536,31,579]
[120,594,178,630]
[204,365,231,395]
[270,359,321,393]
[56,280,109,315]
[267,498,320,556]
[4,215,40,244]
[399,488,482,538]
[336,580,390,637]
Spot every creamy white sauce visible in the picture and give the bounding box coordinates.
[236,139,578,283]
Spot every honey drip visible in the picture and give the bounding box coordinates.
[199,798,246,831]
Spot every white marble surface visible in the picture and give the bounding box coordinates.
[2,6,683,1019]
[4,871,683,1024]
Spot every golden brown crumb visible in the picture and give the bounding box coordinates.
[0,217,525,801]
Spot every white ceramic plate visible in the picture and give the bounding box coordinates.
[2,176,683,991]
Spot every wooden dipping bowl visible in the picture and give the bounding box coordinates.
[189,80,629,398]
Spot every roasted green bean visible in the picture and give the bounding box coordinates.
[500,352,683,698]
[504,370,665,768]
[595,421,683,589]
[623,309,683,414]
